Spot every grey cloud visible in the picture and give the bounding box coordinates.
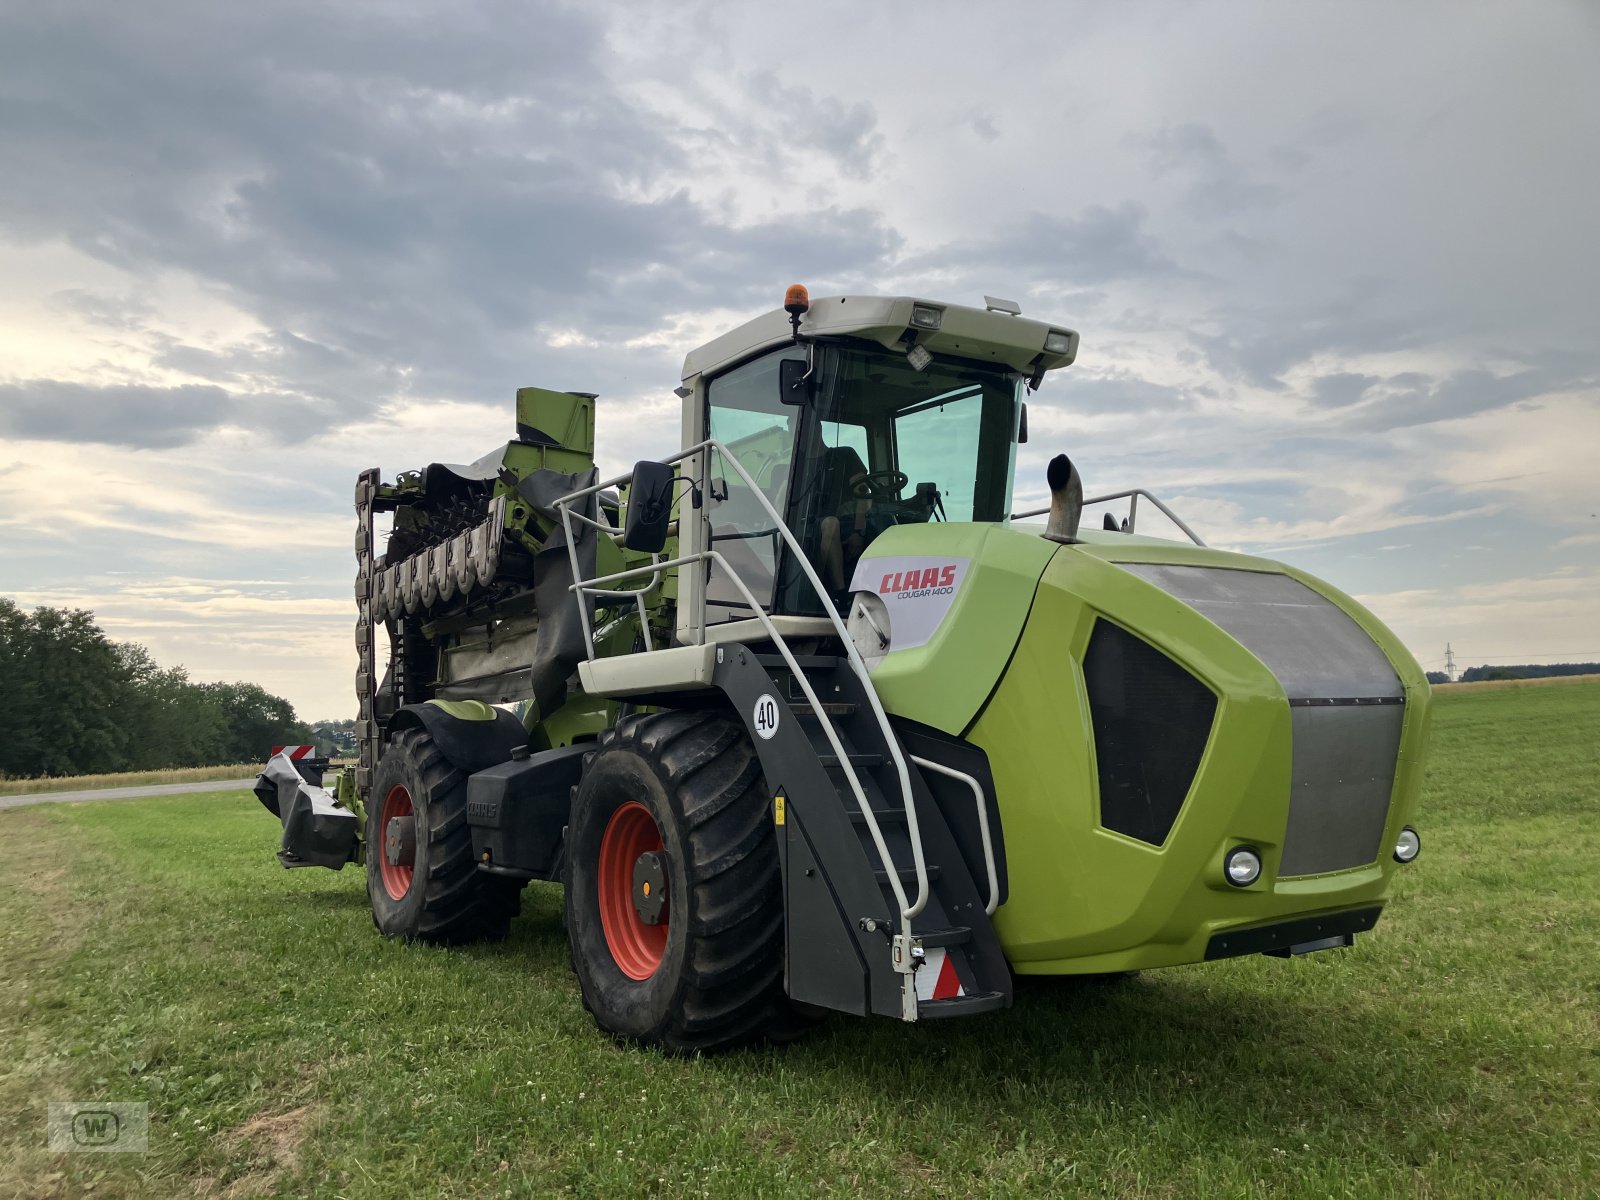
[1194,280,1451,389]
[923,204,1179,288]
[1309,372,1379,408]
[1052,374,1202,417]
[0,1,901,443]
[0,381,233,448]
[50,288,158,331]
[748,72,886,181]
[965,112,1000,143]
[1146,123,1283,218]
[1338,364,1597,433]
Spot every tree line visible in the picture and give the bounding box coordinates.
[1426,662,1600,685]
[0,598,312,778]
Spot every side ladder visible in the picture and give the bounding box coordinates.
[554,442,1012,1021]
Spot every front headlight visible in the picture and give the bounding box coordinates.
[1224,846,1263,887]
[1394,826,1421,863]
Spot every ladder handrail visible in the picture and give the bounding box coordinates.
[553,438,930,925]
[1010,487,1207,547]
[909,755,999,917]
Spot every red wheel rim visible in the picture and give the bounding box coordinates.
[378,784,415,901]
[597,801,667,980]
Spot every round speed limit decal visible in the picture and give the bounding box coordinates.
[752,694,781,741]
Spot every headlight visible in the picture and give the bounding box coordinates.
[1224,846,1263,887]
[910,304,942,330]
[1043,329,1074,355]
[1394,826,1421,863]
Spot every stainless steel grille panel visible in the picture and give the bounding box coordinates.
[1121,565,1401,701]
[1281,705,1403,875]
[1119,563,1405,875]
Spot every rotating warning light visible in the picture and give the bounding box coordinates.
[784,284,810,315]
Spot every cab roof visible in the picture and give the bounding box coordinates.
[680,294,1079,383]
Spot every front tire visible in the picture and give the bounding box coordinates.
[367,726,519,944]
[564,711,793,1054]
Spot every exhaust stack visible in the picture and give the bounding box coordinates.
[1044,454,1083,543]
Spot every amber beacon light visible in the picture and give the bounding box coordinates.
[784,284,810,339]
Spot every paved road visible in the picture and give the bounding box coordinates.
[0,777,256,812]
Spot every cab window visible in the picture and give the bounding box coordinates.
[704,349,804,622]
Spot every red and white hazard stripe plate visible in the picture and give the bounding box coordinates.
[915,947,966,1002]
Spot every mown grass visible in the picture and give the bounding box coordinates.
[1,684,1596,1197]
[0,764,259,798]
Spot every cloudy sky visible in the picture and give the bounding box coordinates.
[1,1,1596,719]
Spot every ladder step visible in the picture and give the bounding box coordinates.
[913,926,972,948]
[790,701,858,717]
[873,864,942,885]
[755,653,841,671]
[918,990,1008,1020]
[820,752,884,769]
[848,806,906,825]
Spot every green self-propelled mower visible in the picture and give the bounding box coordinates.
[255,286,1430,1053]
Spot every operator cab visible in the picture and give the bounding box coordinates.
[673,291,1078,638]
[702,343,1023,621]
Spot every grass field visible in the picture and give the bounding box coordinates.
[2,684,1596,1198]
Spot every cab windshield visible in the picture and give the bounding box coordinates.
[704,344,1021,621]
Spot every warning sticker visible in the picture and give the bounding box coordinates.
[773,792,785,826]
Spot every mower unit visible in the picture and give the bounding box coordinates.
[261,287,1430,1052]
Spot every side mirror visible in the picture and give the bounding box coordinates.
[1017,402,1029,444]
[778,357,809,405]
[623,460,677,553]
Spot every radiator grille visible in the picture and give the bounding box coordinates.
[1119,564,1405,874]
[1083,621,1217,846]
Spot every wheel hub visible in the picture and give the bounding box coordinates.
[385,815,416,867]
[632,851,669,925]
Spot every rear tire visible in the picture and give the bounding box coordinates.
[564,711,795,1054]
[367,726,520,944]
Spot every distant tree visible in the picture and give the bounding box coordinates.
[116,644,229,769]
[202,681,312,763]
[1425,671,1450,684]
[1459,663,1600,683]
[0,599,44,777]
[34,607,132,774]
[0,597,313,777]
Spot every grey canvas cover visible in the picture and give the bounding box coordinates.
[254,752,359,870]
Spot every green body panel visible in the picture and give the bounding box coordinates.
[854,523,1059,734]
[949,536,1430,973]
[515,387,596,461]
[425,699,498,721]
[531,693,616,749]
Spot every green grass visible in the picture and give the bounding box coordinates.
[2,685,1597,1198]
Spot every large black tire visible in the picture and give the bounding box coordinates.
[367,726,520,945]
[564,711,795,1054]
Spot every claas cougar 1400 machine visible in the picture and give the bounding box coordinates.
[255,286,1430,1053]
